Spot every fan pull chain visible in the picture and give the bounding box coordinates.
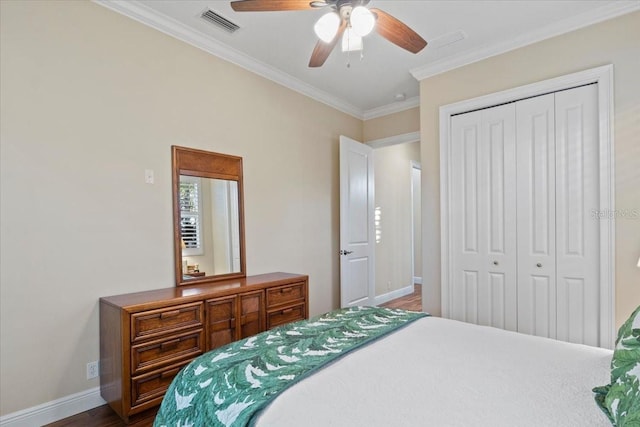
[346,44,364,68]
[346,29,352,68]
[343,23,365,68]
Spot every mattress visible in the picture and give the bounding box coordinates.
[255,316,612,427]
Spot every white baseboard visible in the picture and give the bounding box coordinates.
[413,276,422,285]
[375,284,415,305]
[0,386,106,427]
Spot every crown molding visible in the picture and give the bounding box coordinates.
[410,1,640,81]
[93,1,638,120]
[93,0,365,119]
[362,96,420,121]
[365,131,420,148]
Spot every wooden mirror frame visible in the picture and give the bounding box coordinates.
[172,146,246,286]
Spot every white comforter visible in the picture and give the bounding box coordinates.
[256,316,612,426]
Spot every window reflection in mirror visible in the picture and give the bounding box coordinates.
[180,175,241,281]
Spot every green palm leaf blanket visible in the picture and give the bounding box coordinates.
[154,306,427,427]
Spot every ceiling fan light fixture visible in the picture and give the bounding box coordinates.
[350,6,375,37]
[314,12,340,43]
[341,27,363,52]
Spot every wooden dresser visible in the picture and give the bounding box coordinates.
[99,272,308,422]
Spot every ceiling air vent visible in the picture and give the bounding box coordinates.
[200,9,240,34]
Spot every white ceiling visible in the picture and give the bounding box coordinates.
[97,0,638,119]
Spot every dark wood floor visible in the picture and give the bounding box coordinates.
[380,284,422,312]
[47,285,422,426]
[44,405,155,427]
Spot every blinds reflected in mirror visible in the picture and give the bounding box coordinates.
[180,177,203,255]
[179,175,241,278]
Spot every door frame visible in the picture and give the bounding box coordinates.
[339,135,376,307]
[410,160,422,286]
[365,132,422,305]
[439,64,615,348]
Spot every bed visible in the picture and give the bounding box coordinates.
[153,306,639,427]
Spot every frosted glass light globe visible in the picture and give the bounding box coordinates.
[314,12,340,43]
[350,6,375,37]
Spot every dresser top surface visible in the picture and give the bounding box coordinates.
[100,272,307,311]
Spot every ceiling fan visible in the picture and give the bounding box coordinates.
[230,0,427,67]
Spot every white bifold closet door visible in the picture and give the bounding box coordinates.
[554,85,599,346]
[450,84,600,346]
[515,93,557,339]
[450,104,518,331]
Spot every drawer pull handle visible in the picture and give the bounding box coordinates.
[161,368,180,379]
[281,308,293,315]
[280,288,293,293]
[160,310,181,320]
[160,339,180,351]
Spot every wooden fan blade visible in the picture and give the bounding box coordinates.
[370,8,427,54]
[308,20,346,67]
[231,0,317,12]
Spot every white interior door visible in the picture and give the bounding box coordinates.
[449,104,517,330]
[339,135,375,308]
[554,84,600,346]
[516,93,557,340]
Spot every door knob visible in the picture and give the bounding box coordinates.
[536,263,542,268]
[493,261,499,266]
[340,250,354,256]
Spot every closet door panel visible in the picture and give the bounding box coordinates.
[521,276,554,337]
[555,84,600,346]
[488,272,507,329]
[450,105,516,330]
[481,105,517,331]
[450,112,483,323]
[516,94,556,339]
[463,271,479,324]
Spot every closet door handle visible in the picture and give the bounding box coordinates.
[536,263,542,268]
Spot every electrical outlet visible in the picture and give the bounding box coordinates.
[87,361,99,380]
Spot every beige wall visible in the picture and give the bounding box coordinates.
[0,0,362,415]
[419,12,640,326]
[363,107,420,142]
[364,106,421,297]
[2,0,637,418]
[373,142,421,296]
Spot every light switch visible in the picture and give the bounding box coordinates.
[145,169,154,184]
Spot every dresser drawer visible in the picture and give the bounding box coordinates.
[266,282,305,308]
[131,360,191,409]
[267,303,306,329]
[131,302,203,342]
[131,329,204,375]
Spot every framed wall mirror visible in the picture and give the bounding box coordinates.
[172,146,246,286]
